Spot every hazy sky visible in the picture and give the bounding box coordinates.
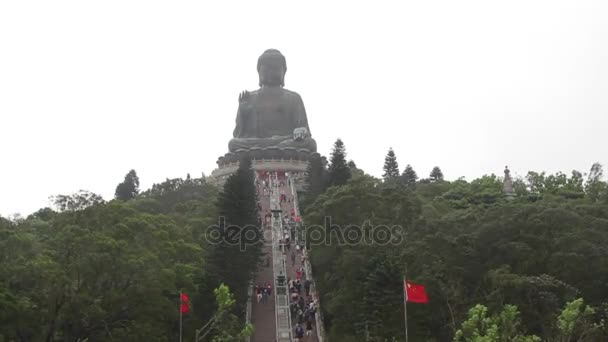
[1,0,607,217]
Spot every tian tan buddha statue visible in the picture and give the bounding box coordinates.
[228,49,317,153]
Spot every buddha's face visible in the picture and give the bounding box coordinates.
[259,58,285,87]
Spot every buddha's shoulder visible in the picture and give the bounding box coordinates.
[281,88,301,97]
[281,88,304,100]
[247,88,302,99]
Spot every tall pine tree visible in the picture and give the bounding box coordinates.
[401,164,418,187]
[115,169,140,201]
[205,155,262,311]
[305,154,327,199]
[430,166,444,182]
[382,148,400,180]
[328,138,351,187]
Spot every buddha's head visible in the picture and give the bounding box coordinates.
[258,49,286,87]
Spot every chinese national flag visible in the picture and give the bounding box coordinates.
[181,293,190,313]
[404,280,428,303]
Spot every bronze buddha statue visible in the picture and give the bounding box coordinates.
[228,49,317,153]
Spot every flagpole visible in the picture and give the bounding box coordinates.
[179,289,183,342]
[403,271,408,342]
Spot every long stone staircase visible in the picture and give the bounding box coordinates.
[250,171,324,342]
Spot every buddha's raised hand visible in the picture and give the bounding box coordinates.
[238,91,250,104]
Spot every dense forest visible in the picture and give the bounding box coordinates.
[1,140,608,341]
[302,141,608,341]
[0,165,258,342]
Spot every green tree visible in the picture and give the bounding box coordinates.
[454,304,540,342]
[347,160,365,178]
[526,171,547,194]
[49,190,105,212]
[585,163,606,202]
[205,155,262,311]
[361,255,404,340]
[115,169,140,200]
[401,164,418,187]
[307,166,608,341]
[327,138,351,186]
[430,166,444,182]
[195,284,254,342]
[0,169,245,341]
[513,176,529,197]
[304,154,327,198]
[554,298,604,342]
[566,170,584,192]
[305,175,423,339]
[137,173,218,217]
[382,148,400,181]
[0,200,207,341]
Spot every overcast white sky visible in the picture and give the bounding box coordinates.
[1,0,607,217]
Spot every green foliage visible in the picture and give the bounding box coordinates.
[302,154,328,209]
[382,147,400,180]
[430,166,444,182]
[306,175,422,340]
[115,169,140,201]
[49,190,105,212]
[348,160,365,178]
[0,173,222,341]
[523,169,588,200]
[307,165,608,341]
[195,284,254,342]
[555,298,603,341]
[204,156,262,313]
[401,164,418,187]
[138,175,217,218]
[455,299,605,342]
[328,138,352,187]
[0,203,202,341]
[454,304,540,342]
[585,163,607,202]
[5,149,608,342]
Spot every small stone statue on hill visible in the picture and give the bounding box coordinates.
[503,165,515,199]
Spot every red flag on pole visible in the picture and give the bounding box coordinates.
[181,293,190,313]
[404,280,428,303]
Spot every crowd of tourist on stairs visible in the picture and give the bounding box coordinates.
[255,170,318,341]
[289,252,317,340]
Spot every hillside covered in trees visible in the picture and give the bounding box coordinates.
[302,143,608,341]
[1,140,608,341]
[0,169,258,342]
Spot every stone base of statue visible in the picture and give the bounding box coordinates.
[216,147,318,167]
[208,148,318,191]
